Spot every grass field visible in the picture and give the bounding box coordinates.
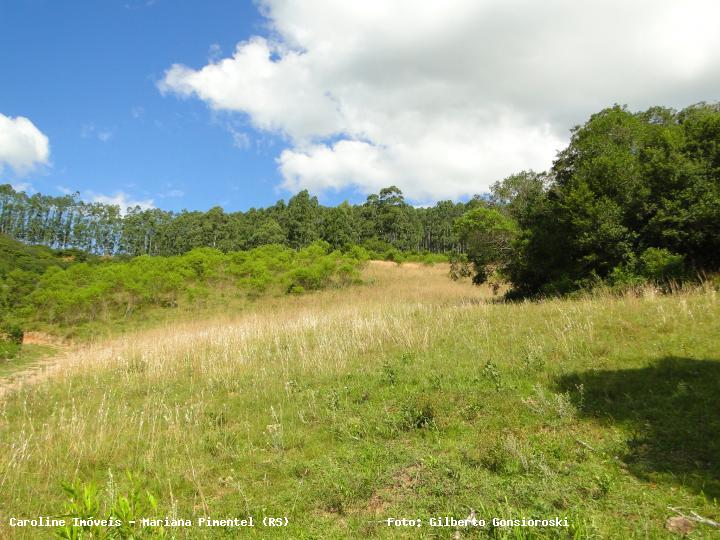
[1,262,719,538]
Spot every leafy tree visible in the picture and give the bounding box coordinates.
[250,219,287,247]
[453,207,519,284]
[282,190,320,249]
[320,202,357,248]
[490,171,549,228]
[506,102,720,295]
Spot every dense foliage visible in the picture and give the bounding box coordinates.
[0,238,363,338]
[4,101,717,304]
[457,102,720,296]
[0,185,477,256]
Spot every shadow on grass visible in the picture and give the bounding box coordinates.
[557,357,720,498]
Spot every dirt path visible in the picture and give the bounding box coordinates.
[0,356,62,397]
[0,358,55,396]
[0,334,70,397]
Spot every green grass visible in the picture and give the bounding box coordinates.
[0,343,58,378]
[0,266,718,539]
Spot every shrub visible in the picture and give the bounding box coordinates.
[0,340,20,360]
[448,252,472,280]
[608,248,685,290]
[7,243,363,330]
[342,244,370,262]
[1,322,24,344]
[638,248,685,281]
[0,319,23,359]
[361,238,393,255]
[382,248,404,263]
[398,399,436,430]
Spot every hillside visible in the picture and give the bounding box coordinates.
[0,233,87,277]
[1,263,718,538]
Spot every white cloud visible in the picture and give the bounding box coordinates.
[11,182,33,193]
[57,185,77,195]
[278,115,562,202]
[81,123,114,142]
[159,188,185,198]
[160,0,720,201]
[0,113,50,175]
[228,128,251,150]
[86,191,155,213]
[208,43,223,62]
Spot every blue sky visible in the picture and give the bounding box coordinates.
[1,0,719,212]
[0,0,297,211]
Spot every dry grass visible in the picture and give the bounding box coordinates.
[1,262,491,395]
[0,262,718,539]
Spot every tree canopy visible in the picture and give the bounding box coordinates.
[0,186,468,257]
[458,102,720,296]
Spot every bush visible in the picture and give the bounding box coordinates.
[342,245,370,262]
[0,340,21,360]
[0,321,22,359]
[398,399,436,430]
[1,322,24,344]
[608,248,685,290]
[382,248,404,263]
[448,252,472,280]
[638,248,685,281]
[608,265,646,288]
[361,238,394,260]
[5,243,364,330]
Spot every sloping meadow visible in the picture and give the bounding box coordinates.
[0,264,719,538]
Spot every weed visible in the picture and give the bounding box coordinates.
[398,399,436,430]
[55,472,163,539]
[482,359,504,392]
[381,360,398,385]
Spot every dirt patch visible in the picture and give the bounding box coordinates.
[22,331,64,346]
[0,359,59,397]
[363,464,423,514]
[367,260,422,269]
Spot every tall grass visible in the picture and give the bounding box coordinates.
[0,263,718,538]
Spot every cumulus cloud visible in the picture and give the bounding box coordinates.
[0,113,50,175]
[160,0,720,201]
[86,191,154,213]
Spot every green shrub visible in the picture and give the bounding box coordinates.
[56,473,163,540]
[398,399,436,430]
[0,318,23,359]
[448,252,472,280]
[638,248,685,281]
[608,248,685,290]
[0,340,20,360]
[383,248,404,263]
[399,251,448,265]
[342,244,370,262]
[608,265,646,288]
[1,321,24,344]
[5,242,363,330]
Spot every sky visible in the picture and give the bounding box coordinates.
[1,0,719,212]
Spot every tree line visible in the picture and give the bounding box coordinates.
[457,102,720,296]
[0,185,480,257]
[2,101,717,300]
